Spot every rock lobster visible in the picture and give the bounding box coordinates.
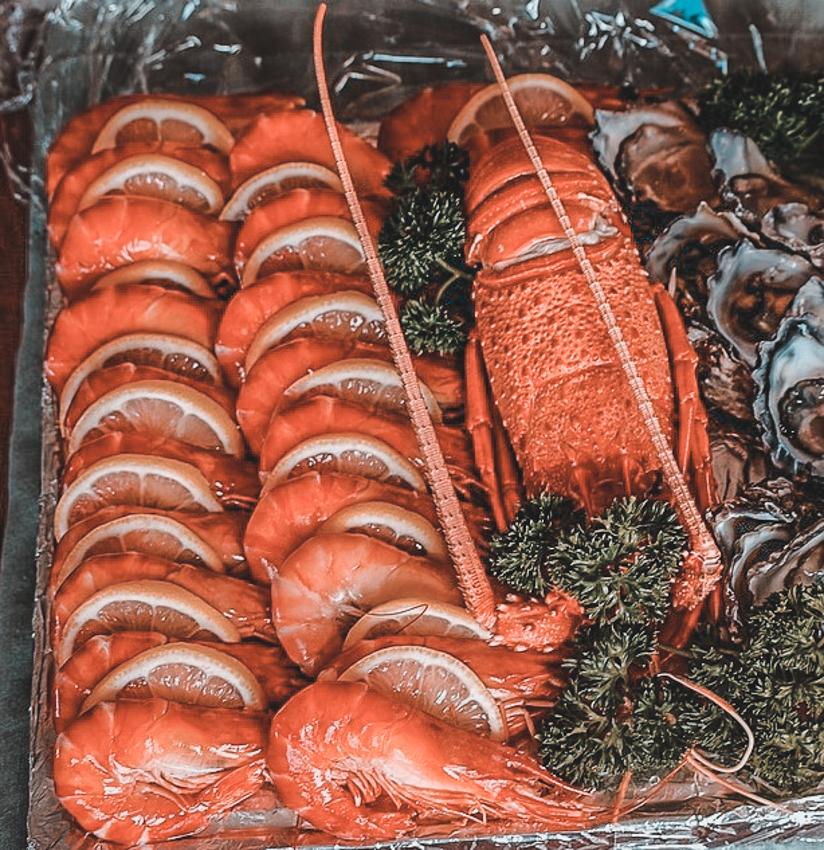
[314,15,722,651]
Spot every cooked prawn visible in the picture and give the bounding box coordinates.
[272,531,463,674]
[46,91,303,198]
[229,109,391,199]
[243,470,444,583]
[44,283,222,394]
[259,394,474,482]
[320,633,568,739]
[56,195,234,296]
[48,141,231,248]
[267,680,602,842]
[215,268,375,385]
[54,698,269,845]
[54,631,308,732]
[50,505,249,592]
[233,187,384,278]
[60,431,259,508]
[236,336,463,455]
[51,551,278,648]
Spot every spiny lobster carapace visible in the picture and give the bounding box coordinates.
[313,9,721,651]
[462,45,722,649]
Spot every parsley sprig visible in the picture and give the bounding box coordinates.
[378,142,475,356]
[699,71,824,177]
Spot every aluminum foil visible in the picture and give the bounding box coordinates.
[5,0,824,847]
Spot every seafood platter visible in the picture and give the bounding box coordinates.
[12,0,824,846]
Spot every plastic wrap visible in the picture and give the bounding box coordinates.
[5,0,824,847]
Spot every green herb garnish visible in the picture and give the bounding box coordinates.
[699,71,824,172]
[487,492,584,597]
[378,141,475,355]
[550,497,686,626]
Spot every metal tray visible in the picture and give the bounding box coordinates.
[5,1,824,847]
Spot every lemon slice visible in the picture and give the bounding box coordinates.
[343,598,491,648]
[54,454,223,540]
[244,291,385,372]
[56,578,240,666]
[283,357,443,424]
[81,642,266,712]
[240,216,365,286]
[92,260,214,298]
[92,99,234,154]
[447,73,595,148]
[339,644,507,740]
[220,161,344,221]
[67,379,243,457]
[59,332,222,436]
[268,432,427,492]
[320,501,448,563]
[52,511,226,590]
[77,153,225,215]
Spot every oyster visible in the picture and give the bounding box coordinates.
[706,240,817,367]
[762,202,824,267]
[710,477,800,623]
[709,427,771,503]
[644,202,751,321]
[748,516,824,606]
[592,100,716,213]
[754,276,824,477]
[689,323,756,424]
[710,128,823,225]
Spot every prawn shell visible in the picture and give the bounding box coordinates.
[321,633,568,737]
[258,394,473,482]
[54,631,308,731]
[237,336,463,455]
[50,505,249,595]
[272,532,462,675]
[56,195,234,296]
[51,552,277,648]
[230,109,392,199]
[54,698,270,845]
[267,680,597,842]
[44,283,222,394]
[233,187,385,278]
[48,141,232,249]
[46,91,303,198]
[377,82,486,162]
[216,269,375,386]
[61,431,259,505]
[243,470,442,583]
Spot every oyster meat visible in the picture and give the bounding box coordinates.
[761,202,824,267]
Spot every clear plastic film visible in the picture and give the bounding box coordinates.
[8,0,824,848]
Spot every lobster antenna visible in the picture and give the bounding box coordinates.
[479,34,722,590]
[312,4,496,628]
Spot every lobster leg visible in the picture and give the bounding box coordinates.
[653,283,723,642]
[465,331,509,532]
[653,283,718,515]
[492,399,523,525]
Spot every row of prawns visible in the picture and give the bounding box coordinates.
[40,67,594,848]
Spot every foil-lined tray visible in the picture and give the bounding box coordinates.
[5,0,824,847]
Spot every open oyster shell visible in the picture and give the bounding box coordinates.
[706,240,817,367]
[754,276,824,478]
[592,100,716,214]
[710,128,824,225]
[710,477,802,624]
[761,202,824,267]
